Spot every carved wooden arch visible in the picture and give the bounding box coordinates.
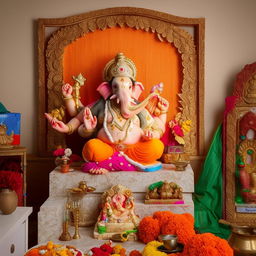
[38,7,205,156]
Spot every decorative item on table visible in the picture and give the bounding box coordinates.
[0,170,22,214]
[24,241,84,256]
[111,229,138,242]
[94,184,140,240]
[59,198,72,241]
[53,146,72,172]
[0,124,14,149]
[157,234,184,253]
[65,181,96,239]
[145,181,183,204]
[219,219,256,255]
[0,103,20,146]
[162,112,191,170]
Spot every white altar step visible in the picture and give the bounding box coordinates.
[38,165,194,244]
[38,194,194,243]
[49,164,194,196]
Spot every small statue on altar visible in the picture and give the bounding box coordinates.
[145,181,183,204]
[45,53,169,174]
[94,184,139,240]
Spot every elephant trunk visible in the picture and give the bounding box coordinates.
[121,92,157,119]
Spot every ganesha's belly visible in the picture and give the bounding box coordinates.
[97,126,143,145]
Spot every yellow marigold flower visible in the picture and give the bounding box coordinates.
[181,120,192,133]
[175,135,185,145]
[47,241,54,250]
[142,241,167,256]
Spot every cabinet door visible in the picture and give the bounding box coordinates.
[0,220,27,256]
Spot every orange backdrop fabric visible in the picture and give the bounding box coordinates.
[63,26,182,121]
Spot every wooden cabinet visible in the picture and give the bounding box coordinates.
[0,146,27,205]
[0,207,32,256]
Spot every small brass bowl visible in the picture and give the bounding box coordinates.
[158,234,178,250]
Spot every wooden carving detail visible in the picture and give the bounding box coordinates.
[38,7,205,156]
[244,73,256,104]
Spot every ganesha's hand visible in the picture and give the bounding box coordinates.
[62,83,73,98]
[157,96,169,114]
[142,129,154,141]
[83,107,97,130]
[44,113,69,133]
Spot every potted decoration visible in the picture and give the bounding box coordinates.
[162,113,191,170]
[53,147,72,173]
[0,170,21,214]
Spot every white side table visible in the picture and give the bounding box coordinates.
[0,207,32,256]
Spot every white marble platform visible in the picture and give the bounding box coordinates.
[50,164,194,196]
[38,165,194,245]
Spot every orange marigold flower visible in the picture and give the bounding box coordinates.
[153,211,174,227]
[129,250,142,256]
[161,214,195,245]
[120,247,126,256]
[138,216,160,243]
[182,233,233,256]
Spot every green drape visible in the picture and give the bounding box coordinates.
[0,102,9,113]
[194,124,231,239]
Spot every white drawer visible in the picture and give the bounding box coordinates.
[0,220,26,256]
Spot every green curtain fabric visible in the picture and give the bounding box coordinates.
[194,124,231,239]
[0,102,9,113]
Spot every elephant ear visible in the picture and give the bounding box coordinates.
[132,81,144,100]
[97,82,112,100]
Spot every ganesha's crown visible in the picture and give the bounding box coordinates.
[103,53,137,82]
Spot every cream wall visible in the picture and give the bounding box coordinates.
[0,0,255,154]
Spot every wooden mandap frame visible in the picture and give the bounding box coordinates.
[37,7,205,157]
[223,62,256,226]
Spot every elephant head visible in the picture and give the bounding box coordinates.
[97,77,156,119]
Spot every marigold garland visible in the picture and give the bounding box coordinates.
[153,211,174,227]
[182,233,233,256]
[138,211,233,256]
[138,216,160,243]
[161,214,195,244]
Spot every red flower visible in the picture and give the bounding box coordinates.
[100,244,113,254]
[53,148,65,156]
[0,170,22,191]
[172,125,184,137]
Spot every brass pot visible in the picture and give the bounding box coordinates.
[0,188,18,214]
[220,219,256,255]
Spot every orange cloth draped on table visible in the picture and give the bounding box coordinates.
[82,138,164,165]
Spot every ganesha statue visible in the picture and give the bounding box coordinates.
[45,53,169,174]
[94,184,139,240]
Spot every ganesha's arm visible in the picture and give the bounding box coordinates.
[65,116,82,134]
[62,83,84,117]
[138,109,165,139]
[77,99,105,138]
[151,118,166,138]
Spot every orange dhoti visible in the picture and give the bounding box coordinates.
[82,138,164,165]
